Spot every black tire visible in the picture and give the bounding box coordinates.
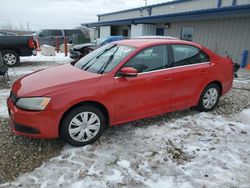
[60,105,106,147]
[197,83,220,112]
[2,50,20,67]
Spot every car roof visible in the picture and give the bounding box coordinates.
[107,36,124,39]
[133,35,178,40]
[115,39,203,49]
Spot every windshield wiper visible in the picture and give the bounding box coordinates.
[84,44,117,71]
[80,44,117,71]
[96,44,117,59]
[98,47,119,74]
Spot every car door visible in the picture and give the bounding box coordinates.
[170,44,211,111]
[113,45,172,124]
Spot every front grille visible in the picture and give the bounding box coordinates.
[10,91,19,104]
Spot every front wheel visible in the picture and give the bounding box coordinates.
[197,83,220,112]
[60,105,106,147]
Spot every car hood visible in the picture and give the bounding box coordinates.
[73,43,95,50]
[12,64,102,97]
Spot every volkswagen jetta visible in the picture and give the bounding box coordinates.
[7,39,234,146]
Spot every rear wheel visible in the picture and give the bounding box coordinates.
[60,105,106,147]
[2,50,20,67]
[197,83,220,112]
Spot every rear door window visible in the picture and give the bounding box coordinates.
[171,45,210,67]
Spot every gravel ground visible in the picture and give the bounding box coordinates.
[0,119,64,184]
[0,61,68,183]
[0,67,249,184]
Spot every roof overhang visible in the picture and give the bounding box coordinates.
[82,4,250,27]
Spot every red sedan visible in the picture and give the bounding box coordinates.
[7,39,234,146]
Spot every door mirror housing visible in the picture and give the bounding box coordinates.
[120,67,138,77]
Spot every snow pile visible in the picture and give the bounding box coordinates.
[20,52,72,63]
[1,110,250,188]
[238,109,250,124]
[0,89,10,118]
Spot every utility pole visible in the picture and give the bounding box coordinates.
[144,0,147,6]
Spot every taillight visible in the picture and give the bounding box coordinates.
[28,38,35,49]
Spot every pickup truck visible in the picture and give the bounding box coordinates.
[0,36,36,66]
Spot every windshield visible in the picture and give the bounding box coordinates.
[74,43,135,74]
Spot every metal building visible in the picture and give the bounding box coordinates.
[83,0,250,64]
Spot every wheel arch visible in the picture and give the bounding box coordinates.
[205,80,223,96]
[2,48,21,55]
[196,80,223,105]
[59,101,110,133]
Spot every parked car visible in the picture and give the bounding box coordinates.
[70,36,127,60]
[7,39,236,146]
[0,50,9,85]
[0,31,18,36]
[0,36,36,66]
[34,29,90,47]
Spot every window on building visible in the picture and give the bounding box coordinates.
[124,45,169,73]
[171,45,210,67]
[156,28,165,36]
[181,27,194,41]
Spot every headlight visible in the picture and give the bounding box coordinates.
[16,97,51,111]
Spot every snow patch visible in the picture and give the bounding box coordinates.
[1,110,250,187]
[238,109,250,124]
[20,52,71,63]
[0,89,10,118]
[117,160,131,169]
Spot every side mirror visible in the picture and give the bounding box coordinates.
[120,67,138,77]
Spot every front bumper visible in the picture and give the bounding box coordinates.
[69,49,81,60]
[7,98,60,139]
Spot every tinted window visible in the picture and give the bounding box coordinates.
[172,45,210,67]
[41,30,62,36]
[64,30,82,36]
[124,45,168,73]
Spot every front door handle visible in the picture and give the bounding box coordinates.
[201,70,206,75]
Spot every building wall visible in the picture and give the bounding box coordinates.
[130,24,156,37]
[238,0,250,5]
[131,24,143,37]
[99,0,250,21]
[166,17,250,63]
[151,0,217,16]
[100,26,111,38]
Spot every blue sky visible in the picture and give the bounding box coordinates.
[0,0,169,31]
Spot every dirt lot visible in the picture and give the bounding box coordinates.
[0,58,249,187]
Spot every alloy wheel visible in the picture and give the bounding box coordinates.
[202,88,218,109]
[68,111,101,142]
